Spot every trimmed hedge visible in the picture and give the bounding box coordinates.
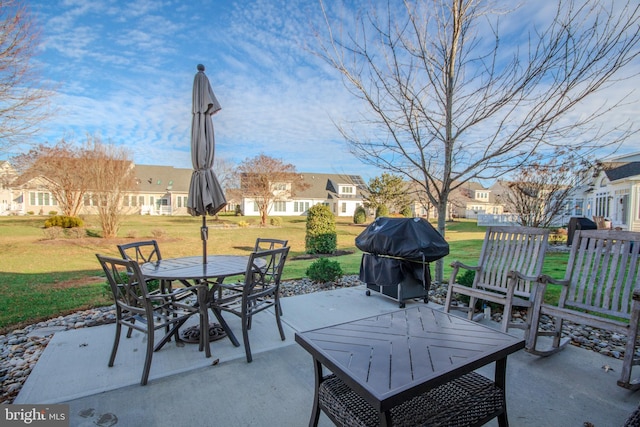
[44,215,84,229]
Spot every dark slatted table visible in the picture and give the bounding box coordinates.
[142,255,257,347]
[295,306,524,427]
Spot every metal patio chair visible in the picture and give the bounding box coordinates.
[96,254,210,385]
[209,246,290,362]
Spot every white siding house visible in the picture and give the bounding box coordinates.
[241,173,368,218]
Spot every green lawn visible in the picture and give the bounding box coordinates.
[0,215,568,333]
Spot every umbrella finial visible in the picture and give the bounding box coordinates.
[197,64,205,72]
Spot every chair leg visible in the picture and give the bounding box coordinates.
[275,300,286,341]
[443,285,454,313]
[109,321,122,367]
[500,300,513,333]
[141,329,154,386]
[242,312,253,363]
[618,306,640,390]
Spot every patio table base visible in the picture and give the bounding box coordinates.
[180,323,227,343]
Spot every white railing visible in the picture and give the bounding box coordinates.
[477,214,520,226]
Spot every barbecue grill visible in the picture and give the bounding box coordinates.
[355,217,449,307]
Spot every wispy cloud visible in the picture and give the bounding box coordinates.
[16,0,640,184]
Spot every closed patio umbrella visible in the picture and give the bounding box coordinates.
[187,64,227,263]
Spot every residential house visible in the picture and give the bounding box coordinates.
[240,173,368,218]
[0,161,18,214]
[577,152,640,231]
[5,164,194,216]
[408,180,502,220]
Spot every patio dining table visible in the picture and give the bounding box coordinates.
[141,255,261,348]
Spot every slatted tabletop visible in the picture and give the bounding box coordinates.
[295,305,524,413]
[141,255,251,281]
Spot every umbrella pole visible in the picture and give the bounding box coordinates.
[201,216,208,264]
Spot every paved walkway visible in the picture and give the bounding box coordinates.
[15,286,640,426]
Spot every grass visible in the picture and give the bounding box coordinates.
[0,215,568,333]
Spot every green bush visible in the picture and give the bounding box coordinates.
[234,205,243,216]
[375,205,389,218]
[454,269,476,306]
[270,216,283,226]
[400,206,413,218]
[306,258,343,283]
[353,205,367,224]
[48,211,58,216]
[44,215,84,229]
[305,204,337,254]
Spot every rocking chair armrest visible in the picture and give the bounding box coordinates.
[450,261,480,271]
[536,274,569,287]
[508,270,539,283]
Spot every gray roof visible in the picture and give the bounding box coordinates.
[295,173,367,200]
[132,165,192,193]
[604,162,640,182]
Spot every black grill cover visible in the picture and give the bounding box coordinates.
[355,217,449,262]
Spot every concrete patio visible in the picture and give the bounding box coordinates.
[15,285,640,426]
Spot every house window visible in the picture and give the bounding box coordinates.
[595,193,609,217]
[131,196,137,207]
[273,201,286,212]
[253,202,260,212]
[123,196,130,207]
[294,201,310,213]
[340,186,354,194]
[30,191,56,206]
[341,202,347,213]
[138,196,145,206]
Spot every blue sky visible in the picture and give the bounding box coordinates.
[17,0,640,182]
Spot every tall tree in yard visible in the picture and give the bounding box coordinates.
[316,0,640,282]
[497,153,592,228]
[0,0,52,154]
[238,154,307,226]
[12,139,91,217]
[86,139,135,238]
[366,173,411,214]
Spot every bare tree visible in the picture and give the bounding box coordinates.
[496,153,593,227]
[315,0,640,281]
[12,139,91,217]
[85,138,135,238]
[214,157,238,192]
[238,153,307,226]
[0,1,52,153]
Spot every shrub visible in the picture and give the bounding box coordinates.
[375,205,389,218]
[65,228,86,239]
[306,258,343,283]
[270,217,283,227]
[238,220,250,228]
[305,204,337,254]
[151,228,166,239]
[353,205,367,224]
[400,206,413,218]
[48,211,58,216]
[234,205,243,216]
[44,215,84,229]
[42,226,64,240]
[454,269,476,307]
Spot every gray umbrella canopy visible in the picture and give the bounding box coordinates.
[187,64,227,261]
